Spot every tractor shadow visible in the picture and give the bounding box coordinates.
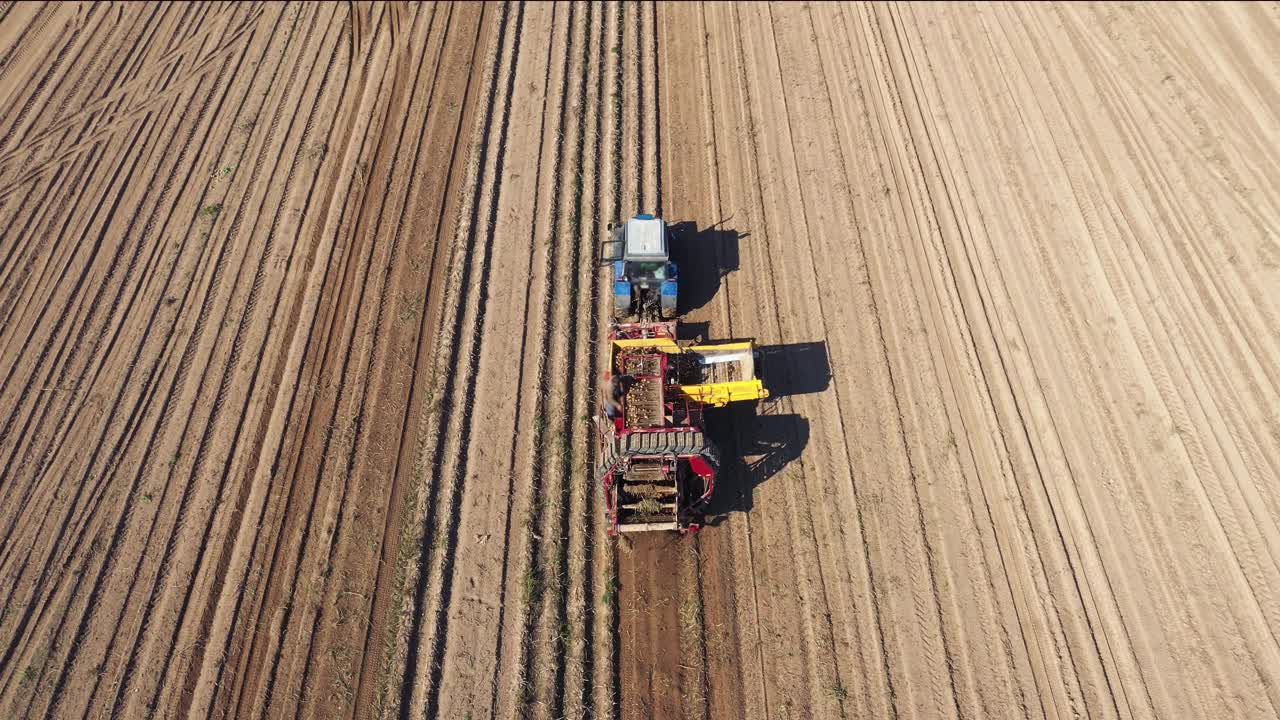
[668,220,741,316]
[675,320,709,342]
[701,340,831,520]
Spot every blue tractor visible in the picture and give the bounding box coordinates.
[599,214,678,320]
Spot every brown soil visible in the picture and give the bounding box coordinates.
[1,3,1277,720]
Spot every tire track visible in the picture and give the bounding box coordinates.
[0,4,266,201]
[392,3,519,716]
[466,3,563,718]
[48,12,305,710]
[177,6,392,717]
[231,2,451,716]
[3,28,252,542]
[89,6,338,715]
[35,44,267,716]
[349,5,491,720]
[0,104,183,676]
[267,7,434,716]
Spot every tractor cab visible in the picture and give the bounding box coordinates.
[600,214,678,319]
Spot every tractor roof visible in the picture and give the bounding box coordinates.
[624,216,667,260]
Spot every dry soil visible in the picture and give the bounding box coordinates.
[0,3,1277,720]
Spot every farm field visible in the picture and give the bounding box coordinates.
[0,2,1278,720]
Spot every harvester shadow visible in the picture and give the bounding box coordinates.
[701,339,829,521]
[669,220,741,316]
[756,341,831,397]
[703,409,809,518]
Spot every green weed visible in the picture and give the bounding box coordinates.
[601,575,619,607]
[522,568,543,607]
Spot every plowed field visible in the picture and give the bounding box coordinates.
[1,2,1277,719]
